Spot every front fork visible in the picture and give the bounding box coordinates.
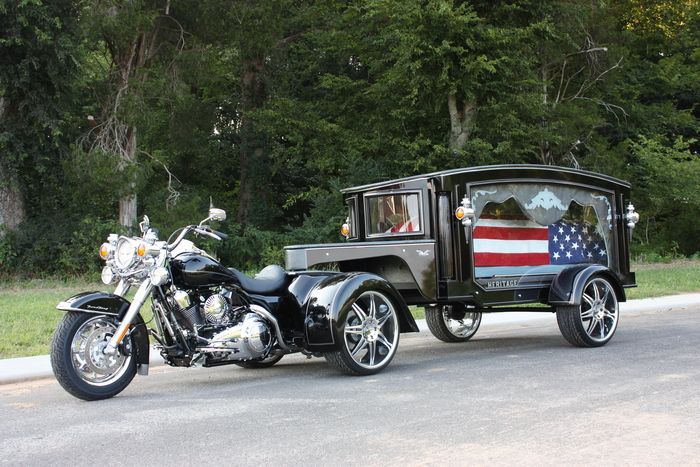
[104,278,154,355]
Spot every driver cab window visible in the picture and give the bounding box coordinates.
[366,193,422,236]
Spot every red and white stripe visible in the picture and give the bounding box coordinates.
[390,219,419,233]
[473,217,549,267]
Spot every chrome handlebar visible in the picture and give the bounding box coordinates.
[166,225,224,251]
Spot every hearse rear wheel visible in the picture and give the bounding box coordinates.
[325,290,400,376]
[425,304,482,343]
[556,276,620,347]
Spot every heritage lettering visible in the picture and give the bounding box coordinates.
[487,280,518,288]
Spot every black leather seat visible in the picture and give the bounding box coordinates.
[227,265,289,295]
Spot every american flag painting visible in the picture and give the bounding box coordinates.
[473,216,607,277]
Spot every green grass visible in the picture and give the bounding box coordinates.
[0,279,106,359]
[1,260,699,359]
[627,260,700,299]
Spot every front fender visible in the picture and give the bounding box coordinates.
[57,291,130,317]
[57,292,150,372]
[548,264,626,306]
[303,272,417,352]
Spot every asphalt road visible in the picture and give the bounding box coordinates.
[1,306,699,466]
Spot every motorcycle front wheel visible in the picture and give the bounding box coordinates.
[51,311,137,401]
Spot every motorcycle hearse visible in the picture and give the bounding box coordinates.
[51,164,640,400]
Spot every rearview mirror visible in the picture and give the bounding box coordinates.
[139,215,150,234]
[209,208,226,221]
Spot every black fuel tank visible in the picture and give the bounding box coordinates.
[170,253,238,288]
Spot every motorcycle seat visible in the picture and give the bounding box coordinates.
[228,265,289,295]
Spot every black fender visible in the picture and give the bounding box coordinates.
[303,272,418,352]
[57,292,150,370]
[57,291,130,316]
[548,265,626,306]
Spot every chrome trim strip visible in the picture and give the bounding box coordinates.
[56,305,119,315]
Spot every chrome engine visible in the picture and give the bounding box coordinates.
[169,288,275,361]
[203,294,230,324]
[199,313,272,357]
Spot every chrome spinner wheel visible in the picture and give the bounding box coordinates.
[425,304,482,343]
[70,316,132,386]
[325,290,400,375]
[557,276,619,347]
[579,277,619,343]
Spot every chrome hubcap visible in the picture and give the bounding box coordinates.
[442,309,481,338]
[362,317,381,342]
[580,278,618,342]
[71,317,131,386]
[344,291,399,369]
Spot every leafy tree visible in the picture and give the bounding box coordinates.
[0,0,81,232]
[78,0,196,229]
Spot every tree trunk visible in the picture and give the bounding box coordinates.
[237,56,269,227]
[119,193,137,229]
[118,127,138,230]
[447,93,476,152]
[0,97,25,233]
[0,164,25,233]
[538,142,552,165]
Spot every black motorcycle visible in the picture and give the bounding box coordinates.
[51,209,414,400]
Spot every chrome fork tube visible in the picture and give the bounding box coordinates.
[114,280,130,297]
[104,279,153,355]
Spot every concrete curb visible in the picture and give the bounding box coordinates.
[0,347,167,386]
[1,293,698,385]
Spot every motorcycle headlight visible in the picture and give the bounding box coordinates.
[115,238,137,270]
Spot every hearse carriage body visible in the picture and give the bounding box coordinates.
[286,164,639,349]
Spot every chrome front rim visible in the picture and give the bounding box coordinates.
[579,278,618,343]
[70,316,131,386]
[343,291,399,370]
[442,308,481,338]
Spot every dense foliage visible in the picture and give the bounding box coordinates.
[1,0,698,277]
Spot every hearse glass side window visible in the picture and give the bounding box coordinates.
[366,192,422,236]
[471,183,613,278]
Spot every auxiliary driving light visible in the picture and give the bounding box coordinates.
[101,266,116,285]
[150,267,170,286]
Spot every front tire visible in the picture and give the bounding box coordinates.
[51,312,137,401]
[556,276,620,347]
[425,304,482,343]
[325,290,400,376]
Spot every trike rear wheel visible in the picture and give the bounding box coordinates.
[325,290,400,376]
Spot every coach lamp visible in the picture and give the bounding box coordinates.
[625,203,640,229]
[455,196,475,227]
[625,202,640,240]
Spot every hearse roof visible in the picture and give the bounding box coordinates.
[340,164,630,194]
